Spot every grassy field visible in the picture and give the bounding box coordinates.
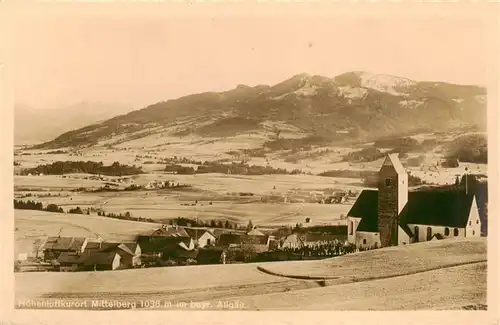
[14,173,354,226]
[15,238,487,310]
[15,210,160,258]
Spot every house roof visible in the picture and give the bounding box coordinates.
[84,241,137,256]
[137,235,192,253]
[218,233,244,245]
[84,242,102,251]
[350,188,477,233]
[57,252,82,264]
[399,190,475,228]
[388,153,407,175]
[121,242,139,253]
[151,226,190,237]
[347,190,379,232]
[44,237,86,251]
[185,228,216,240]
[82,252,118,266]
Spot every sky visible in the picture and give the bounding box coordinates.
[9,3,499,111]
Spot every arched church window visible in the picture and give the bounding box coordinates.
[453,228,459,236]
[385,178,392,186]
[414,226,419,242]
[444,227,450,236]
[426,227,432,241]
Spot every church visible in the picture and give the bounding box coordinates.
[347,153,486,249]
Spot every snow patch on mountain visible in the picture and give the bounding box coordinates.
[273,78,318,100]
[355,72,416,96]
[338,86,368,99]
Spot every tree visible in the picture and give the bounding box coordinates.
[33,238,43,259]
[45,203,61,213]
[246,220,254,232]
[240,236,259,263]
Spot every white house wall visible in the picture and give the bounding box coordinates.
[406,224,465,242]
[355,231,381,249]
[347,217,361,244]
[198,232,217,248]
[133,245,142,267]
[398,226,411,245]
[112,254,121,270]
[80,239,89,253]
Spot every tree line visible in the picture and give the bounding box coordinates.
[165,161,303,176]
[20,161,143,176]
[14,199,64,213]
[166,216,246,230]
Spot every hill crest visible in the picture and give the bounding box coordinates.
[32,71,486,150]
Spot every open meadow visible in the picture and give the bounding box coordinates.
[14,172,354,226]
[15,210,160,258]
[15,238,487,310]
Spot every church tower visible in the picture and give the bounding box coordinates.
[377,154,408,247]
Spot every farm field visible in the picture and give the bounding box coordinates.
[14,173,355,226]
[15,238,487,310]
[15,210,160,258]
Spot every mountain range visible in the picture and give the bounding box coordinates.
[31,72,487,150]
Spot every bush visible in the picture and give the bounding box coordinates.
[342,148,385,163]
[68,206,83,214]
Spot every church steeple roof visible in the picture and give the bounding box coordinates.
[380,153,407,175]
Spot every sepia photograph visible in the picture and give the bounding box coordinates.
[2,1,499,321]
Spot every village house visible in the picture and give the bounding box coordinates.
[218,233,277,254]
[137,225,195,265]
[81,252,121,271]
[347,154,485,249]
[41,236,88,261]
[84,242,142,269]
[185,228,217,248]
[57,252,83,272]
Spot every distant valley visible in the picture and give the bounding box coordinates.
[14,102,134,146]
